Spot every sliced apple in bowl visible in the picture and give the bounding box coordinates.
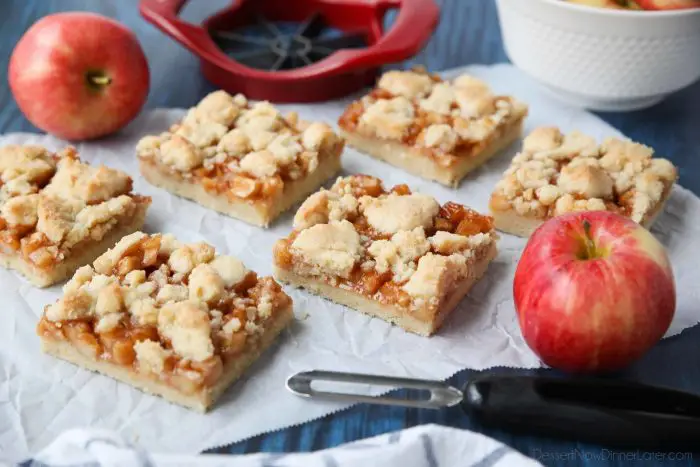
[636,0,700,10]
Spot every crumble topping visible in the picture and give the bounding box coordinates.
[158,300,214,362]
[403,253,468,299]
[429,230,488,255]
[217,129,249,157]
[301,123,332,151]
[360,193,440,234]
[1,194,39,226]
[419,83,455,115]
[338,67,528,165]
[421,124,458,152]
[275,175,497,310]
[453,74,491,91]
[292,190,359,230]
[358,97,415,140]
[175,121,229,149]
[454,86,495,119]
[558,164,613,199]
[157,283,189,303]
[367,227,430,283]
[0,146,149,269]
[136,90,343,202]
[159,136,204,172]
[43,155,132,203]
[134,339,172,375]
[168,243,215,275]
[239,150,279,178]
[189,263,225,302]
[188,90,243,126]
[290,220,362,279]
[0,145,56,198]
[378,70,434,99]
[491,127,678,223]
[210,255,248,288]
[38,232,292,390]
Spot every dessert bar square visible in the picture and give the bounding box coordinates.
[137,90,344,227]
[0,145,151,287]
[337,68,528,187]
[37,232,294,412]
[489,127,678,237]
[272,175,498,336]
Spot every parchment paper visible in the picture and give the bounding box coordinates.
[2,64,699,463]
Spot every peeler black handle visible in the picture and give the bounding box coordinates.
[463,374,700,452]
[286,370,700,452]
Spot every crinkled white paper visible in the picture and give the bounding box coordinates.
[2,64,699,463]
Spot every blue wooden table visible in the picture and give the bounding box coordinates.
[2,1,699,466]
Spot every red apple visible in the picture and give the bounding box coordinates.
[636,0,700,10]
[9,12,150,141]
[514,211,675,373]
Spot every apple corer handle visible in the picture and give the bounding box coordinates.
[287,371,700,452]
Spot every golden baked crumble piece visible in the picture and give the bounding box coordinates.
[273,175,498,336]
[136,90,344,227]
[489,127,678,237]
[0,145,151,287]
[37,231,294,412]
[337,67,529,187]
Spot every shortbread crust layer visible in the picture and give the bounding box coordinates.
[274,241,497,336]
[339,117,524,187]
[139,148,341,227]
[490,193,671,238]
[41,303,292,412]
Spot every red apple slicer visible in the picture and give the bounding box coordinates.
[139,0,439,102]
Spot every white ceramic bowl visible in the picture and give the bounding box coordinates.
[495,0,700,111]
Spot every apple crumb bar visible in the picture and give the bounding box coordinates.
[37,231,294,412]
[0,145,151,287]
[489,127,678,237]
[136,90,344,227]
[272,175,498,336]
[337,67,528,187]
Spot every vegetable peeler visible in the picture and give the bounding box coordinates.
[287,370,700,451]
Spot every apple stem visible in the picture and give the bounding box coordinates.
[85,70,112,90]
[90,76,111,86]
[582,219,597,259]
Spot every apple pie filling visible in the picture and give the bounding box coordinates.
[136,90,344,211]
[489,127,678,224]
[337,67,528,168]
[0,145,151,271]
[273,175,497,314]
[37,232,292,395]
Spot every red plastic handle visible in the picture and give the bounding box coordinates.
[139,0,232,70]
[139,0,439,79]
[328,0,440,70]
[141,0,187,15]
